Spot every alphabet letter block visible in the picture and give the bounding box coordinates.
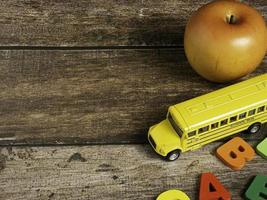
[157,189,190,200]
[245,175,267,200]
[216,137,255,170]
[256,138,267,159]
[199,172,231,200]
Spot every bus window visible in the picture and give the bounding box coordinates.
[239,112,246,119]
[230,116,237,123]
[211,122,219,129]
[168,113,183,137]
[248,109,256,116]
[258,106,265,113]
[199,126,209,134]
[188,131,196,137]
[220,119,228,126]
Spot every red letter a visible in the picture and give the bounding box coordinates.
[199,172,231,200]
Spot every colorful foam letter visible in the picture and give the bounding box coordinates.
[216,137,255,170]
[245,175,267,200]
[256,138,267,159]
[199,172,231,200]
[156,189,190,200]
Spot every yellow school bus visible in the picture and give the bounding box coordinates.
[148,73,267,161]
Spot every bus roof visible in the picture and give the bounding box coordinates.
[172,73,267,131]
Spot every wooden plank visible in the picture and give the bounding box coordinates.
[0,142,266,199]
[0,0,265,46]
[0,49,266,145]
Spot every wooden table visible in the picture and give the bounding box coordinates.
[0,0,266,199]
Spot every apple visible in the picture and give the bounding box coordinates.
[184,0,267,83]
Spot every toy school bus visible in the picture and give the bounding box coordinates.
[148,73,267,161]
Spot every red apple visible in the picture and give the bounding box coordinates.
[184,0,267,83]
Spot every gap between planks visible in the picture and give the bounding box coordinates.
[0,46,183,51]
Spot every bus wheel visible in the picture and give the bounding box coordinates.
[247,123,262,134]
[166,150,181,161]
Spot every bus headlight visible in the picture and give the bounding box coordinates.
[159,146,165,155]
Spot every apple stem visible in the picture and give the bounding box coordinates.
[230,15,234,24]
[228,15,236,24]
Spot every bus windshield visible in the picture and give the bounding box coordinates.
[167,112,183,137]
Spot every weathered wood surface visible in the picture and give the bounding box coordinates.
[0,1,266,200]
[0,142,266,200]
[0,0,265,47]
[0,49,266,145]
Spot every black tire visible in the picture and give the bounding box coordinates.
[166,150,181,161]
[247,123,262,134]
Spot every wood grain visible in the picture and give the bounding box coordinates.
[0,49,266,145]
[0,142,266,200]
[0,1,266,199]
[0,0,265,47]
